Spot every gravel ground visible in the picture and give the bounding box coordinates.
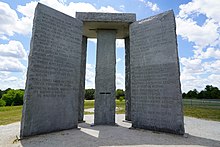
[0,114,220,147]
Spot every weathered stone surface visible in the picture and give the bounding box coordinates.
[94,30,116,125]
[76,12,136,22]
[129,10,185,135]
[76,12,136,39]
[20,3,83,137]
[78,36,87,122]
[21,2,184,137]
[125,37,131,121]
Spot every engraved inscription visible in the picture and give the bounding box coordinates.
[130,11,184,134]
[21,4,83,137]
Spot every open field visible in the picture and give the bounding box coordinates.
[0,106,22,125]
[184,99,220,108]
[0,99,219,125]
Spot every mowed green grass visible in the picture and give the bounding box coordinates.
[184,106,220,121]
[0,106,22,125]
[0,100,219,125]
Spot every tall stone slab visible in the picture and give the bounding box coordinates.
[130,10,185,135]
[78,36,87,122]
[20,3,83,137]
[95,30,116,125]
[125,37,131,121]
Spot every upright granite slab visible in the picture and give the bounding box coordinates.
[94,30,116,125]
[20,3,83,137]
[125,37,131,121]
[129,10,185,135]
[78,36,87,122]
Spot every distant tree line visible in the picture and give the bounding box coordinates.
[2,85,218,107]
[0,88,24,107]
[182,85,220,99]
[0,88,125,107]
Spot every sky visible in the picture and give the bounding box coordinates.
[0,0,220,92]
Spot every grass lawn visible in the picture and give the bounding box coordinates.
[0,106,22,125]
[184,106,220,121]
[84,100,94,109]
[0,100,219,125]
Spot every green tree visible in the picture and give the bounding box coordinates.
[85,89,95,100]
[0,90,3,99]
[0,99,6,107]
[185,89,198,99]
[211,88,220,99]
[2,89,24,106]
[203,85,220,99]
[0,88,11,99]
[116,89,125,99]
[198,90,205,99]
[182,92,186,99]
[13,90,24,105]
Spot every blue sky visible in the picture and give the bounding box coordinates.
[0,0,219,92]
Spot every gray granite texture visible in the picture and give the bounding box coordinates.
[129,10,185,135]
[78,36,87,122]
[76,12,136,22]
[20,3,83,137]
[94,30,116,125]
[76,12,136,38]
[125,37,131,121]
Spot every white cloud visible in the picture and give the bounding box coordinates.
[203,60,220,74]
[139,0,160,12]
[0,2,34,39]
[88,39,97,44]
[181,73,220,93]
[0,0,121,39]
[180,58,203,74]
[98,6,120,13]
[176,17,219,49]
[116,58,122,63]
[116,39,125,48]
[85,64,95,89]
[0,71,26,90]
[58,0,67,4]
[119,5,125,11]
[0,2,18,38]
[0,40,27,74]
[178,0,220,22]
[196,47,220,59]
[17,1,37,18]
[116,73,125,89]
[0,57,26,72]
[176,0,220,49]
[177,0,220,92]
[0,40,27,59]
[4,76,18,82]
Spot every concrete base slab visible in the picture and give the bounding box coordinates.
[1,115,220,147]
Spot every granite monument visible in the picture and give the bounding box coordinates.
[21,3,184,138]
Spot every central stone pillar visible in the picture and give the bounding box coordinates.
[94,30,116,125]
